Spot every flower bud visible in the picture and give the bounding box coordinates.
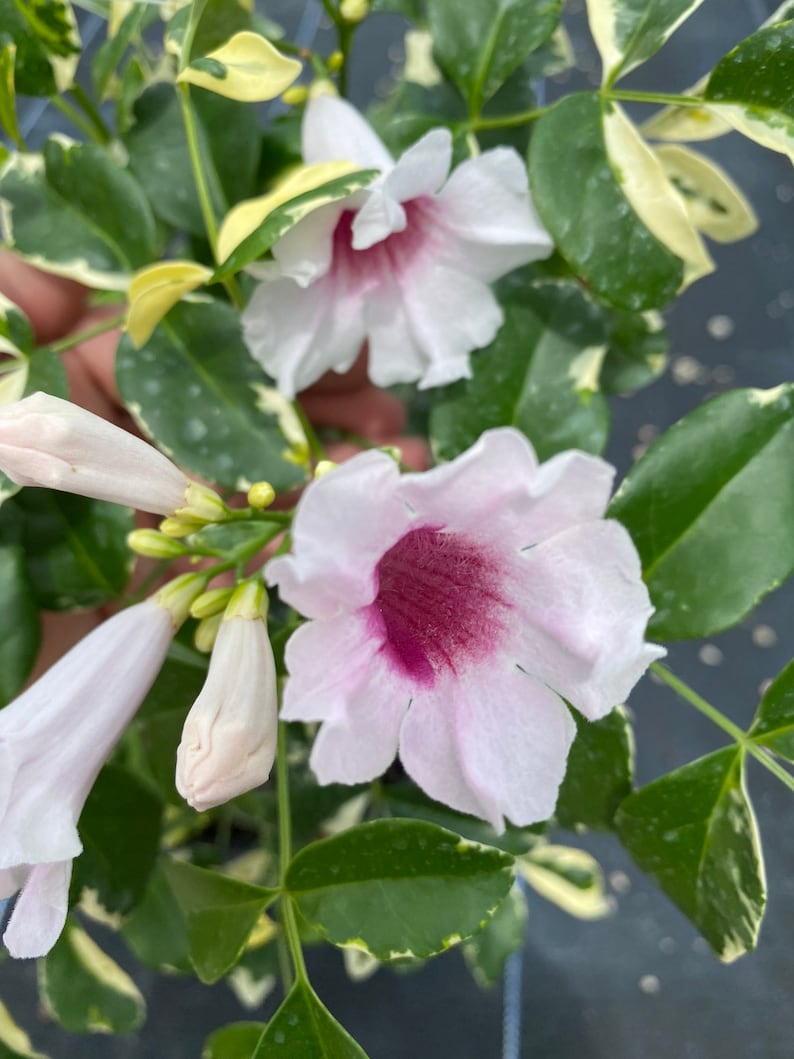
[128,529,188,560]
[194,612,223,653]
[155,573,208,627]
[282,84,309,106]
[190,587,235,620]
[340,0,369,22]
[159,516,205,538]
[314,459,337,478]
[247,481,276,510]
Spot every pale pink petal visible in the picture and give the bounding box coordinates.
[0,866,24,900]
[435,147,553,280]
[272,201,346,287]
[309,654,410,784]
[3,860,72,959]
[350,189,407,252]
[303,95,393,171]
[266,451,414,618]
[455,667,576,829]
[510,521,664,720]
[364,272,438,388]
[281,614,383,724]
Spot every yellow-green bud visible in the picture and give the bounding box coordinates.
[127,529,188,559]
[247,481,276,509]
[155,573,208,628]
[314,459,337,478]
[194,612,223,653]
[327,50,344,72]
[282,84,309,106]
[225,579,269,621]
[309,77,338,99]
[190,587,235,620]
[379,444,403,464]
[176,481,229,523]
[159,516,205,538]
[340,0,369,22]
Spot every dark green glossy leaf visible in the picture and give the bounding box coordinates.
[556,707,634,830]
[121,861,192,973]
[202,1022,267,1059]
[748,659,794,763]
[705,20,794,163]
[426,0,561,110]
[530,93,684,310]
[39,920,146,1034]
[286,819,514,960]
[586,0,706,85]
[0,545,39,705]
[609,384,794,639]
[0,490,133,610]
[213,169,379,281]
[430,285,610,462]
[75,764,162,915]
[463,883,527,987]
[124,83,260,236]
[252,981,369,1059]
[600,309,668,394]
[116,298,306,493]
[615,747,765,961]
[162,857,278,984]
[0,0,79,97]
[0,138,157,288]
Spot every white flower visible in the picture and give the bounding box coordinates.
[267,429,664,832]
[0,577,203,958]
[176,581,278,812]
[242,96,553,397]
[0,392,224,519]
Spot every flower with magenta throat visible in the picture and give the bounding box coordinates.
[267,429,664,832]
[242,96,553,397]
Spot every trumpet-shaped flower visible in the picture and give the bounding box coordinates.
[242,96,553,397]
[267,429,663,832]
[0,578,201,958]
[0,392,224,519]
[176,581,278,812]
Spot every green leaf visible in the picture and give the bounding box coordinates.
[75,764,162,915]
[426,0,562,110]
[0,999,49,1058]
[0,138,157,289]
[91,1,156,101]
[0,546,39,705]
[0,490,133,610]
[609,384,794,639]
[162,857,278,984]
[600,308,668,394]
[252,981,369,1059]
[120,861,192,973]
[39,920,146,1034]
[748,659,794,763]
[116,298,306,493]
[286,818,514,960]
[615,747,766,962]
[530,93,689,310]
[123,83,260,236]
[705,20,794,163]
[556,707,634,830]
[586,0,706,85]
[430,286,610,462]
[518,843,611,919]
[0,39,22,149]
[0,0,80,96]
[463,883,527,987]
[202,1022,267,1059]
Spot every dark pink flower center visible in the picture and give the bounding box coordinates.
[331,197,437,290]
[370,526,508,686]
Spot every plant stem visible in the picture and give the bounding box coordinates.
[467,106,546,132]
[277,721,310,985]
[293,399,326,465]
[71,83,112,144]
[48,311,126,355]
[50,95,97,142]
[177,82,220,251]
[606,89,706,107]
[650,662,794,795]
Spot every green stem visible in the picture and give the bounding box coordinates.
[50,95,97,142]
[466,105,546,132]
[293,399,326,466]
[606,89,705,108]
[651,663,794,795]
[179,0,210,72]
[177,82,220,251]
[71,83,112,144]
[48,311,126,356]
[277,721,310,985]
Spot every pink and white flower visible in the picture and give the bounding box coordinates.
[0,583,197,958]
[242,96,553,397]
[267,429,663,832]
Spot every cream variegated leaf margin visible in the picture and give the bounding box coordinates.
[586,0,707,85]
[216,160,360,264]
[704,103,794,165]
[177,31,301,102]
[0,1000,49,1059]
[654,144,758,243]
[603,103,714,286]
[126,261,214,347]
[518,845,612,920]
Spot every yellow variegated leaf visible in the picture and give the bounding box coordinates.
[403,29,442,87]
[642,76,732,142]
[707,103,794,165]
[603,103,714,287]
[654,143,758,243]
[0,364,28,404]
[586,0,706,85]
[177,31,301,102]
[518,845,612,921]
[216,160,359,263]
[126,260,213,346]
[0,1000,48,1059]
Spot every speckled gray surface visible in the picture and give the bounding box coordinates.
[2,1,793,1056]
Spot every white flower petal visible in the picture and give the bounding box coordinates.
[303,95,393,171]
[2,860,72,959]
[350,189,406,251]
[272,201,346,287]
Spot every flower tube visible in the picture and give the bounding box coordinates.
[242,96,553,396]
[267,428,664,832]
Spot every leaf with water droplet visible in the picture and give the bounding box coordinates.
[251,981,369,1058]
